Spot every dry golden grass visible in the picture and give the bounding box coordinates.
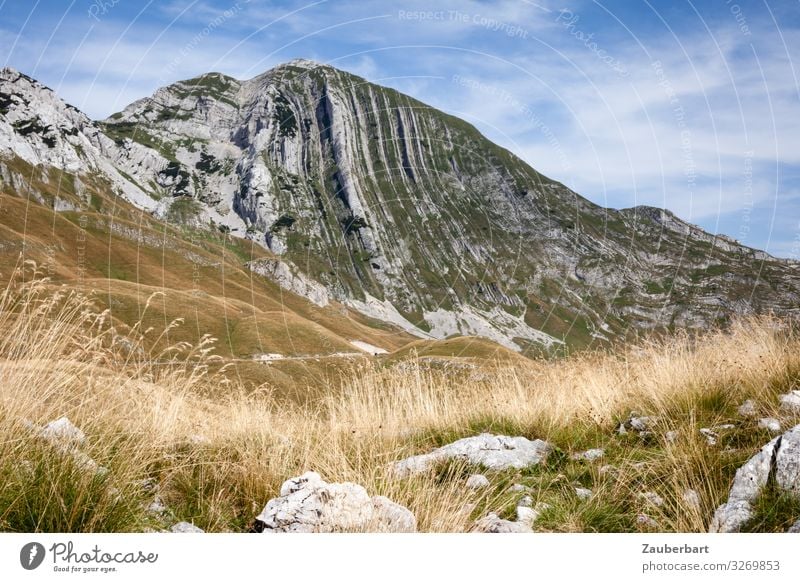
[1,264,799,532]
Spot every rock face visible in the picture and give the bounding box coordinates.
[4,62,800,350]
[710,425,800,532]
[254,472,416,533]
[391,433,552,476]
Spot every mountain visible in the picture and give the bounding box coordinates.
[2,61,799,354]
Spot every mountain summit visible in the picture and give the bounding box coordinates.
[2,62,798,351]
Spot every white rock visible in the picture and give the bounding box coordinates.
[371,496,417,533]
[516,505,539,526]
[391,433,552,476]
[171,522,204,533]
[575,487,593,500]
[788,519,800,533]
[147,496,168,515]
[40,417,86,447]
[665,431,679,444]
[738,400,758,417]
[465,474,490,490]
[780,391,800,412]
[758,418,782,433]
[473,512,532,533]
[710,424,800,532]
[508,484,529,493]
[255,472,415,533]
[571,448,604,461]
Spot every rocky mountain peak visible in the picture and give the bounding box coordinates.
[3,63,800,351]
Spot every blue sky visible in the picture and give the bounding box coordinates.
[2,0,799,257]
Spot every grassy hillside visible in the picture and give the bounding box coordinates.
[1,268,798,532]
[0,155,423,392]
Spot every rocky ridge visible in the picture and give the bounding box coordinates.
[3,61,800,350]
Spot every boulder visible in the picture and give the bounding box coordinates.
[575,487,592,500]
[391,433,552,476]
[171,522,204,533]
[710,425,800,532]
[254,472,416,533]
[788,519,800,533]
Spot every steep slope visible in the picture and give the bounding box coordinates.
[3,62,800,354]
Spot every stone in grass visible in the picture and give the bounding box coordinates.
[710,424,800,532]
[758,418,782,433]
[570,448,605,461]
[171,522,204,533]
[780,391,800,412]
[738,400,758,417]
[516,502,550,525]
[699,428,718,446]
[147,496,168,515]
[40,417,86,447]
[473,512,532,533]
[254,472,416,533]
[391,433,552,477]
[788,519,800,533]
[575,487,593,500]
[36,416,107,476]
[465,474,490,490]
[618,415,658,435]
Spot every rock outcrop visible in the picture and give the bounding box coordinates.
[391,433,552,476]
[710,424,800,532]
[4,62,800,350]
[254,472,416,533]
